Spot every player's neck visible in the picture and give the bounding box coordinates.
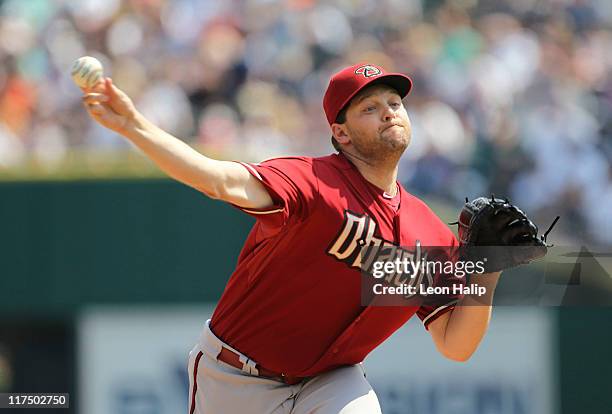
[341,151,399,196]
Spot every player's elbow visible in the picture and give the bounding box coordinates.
[201,187,222,200]
[196,182,226,201]
[445,352,472,362]
[438,346,474,362]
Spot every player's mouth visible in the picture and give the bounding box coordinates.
[380,123,403,133]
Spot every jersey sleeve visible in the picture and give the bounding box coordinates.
[416,234,465,330]
[232,157,319,230]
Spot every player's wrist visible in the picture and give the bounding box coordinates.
[123,110,148,138]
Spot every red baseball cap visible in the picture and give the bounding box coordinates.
[323,63,413,125]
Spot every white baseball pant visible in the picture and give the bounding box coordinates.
[187,320,382,414]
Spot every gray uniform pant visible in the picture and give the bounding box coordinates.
[187,320,382,414]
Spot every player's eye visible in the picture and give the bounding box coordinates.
[390,102,401,108]
[363,105,376,112]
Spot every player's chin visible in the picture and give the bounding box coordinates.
[381,130,410,151]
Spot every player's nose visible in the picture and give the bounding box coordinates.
[382,105,395,122]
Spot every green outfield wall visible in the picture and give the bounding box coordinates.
[0,179,252,313]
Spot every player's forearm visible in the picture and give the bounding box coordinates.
[439,272,501,361]
[122,112,228,197]
[119,113,274,208]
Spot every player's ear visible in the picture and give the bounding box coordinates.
[331,123,350,145]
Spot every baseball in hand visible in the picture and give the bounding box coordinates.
[71,56,104,89]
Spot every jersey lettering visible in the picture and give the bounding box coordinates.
[327,211,375,265]
[327,210,434,296]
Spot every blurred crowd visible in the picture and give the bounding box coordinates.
[0,0,611,245]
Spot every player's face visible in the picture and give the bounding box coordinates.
[343,85,411,161]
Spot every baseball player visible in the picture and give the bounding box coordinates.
[81,63,549,413]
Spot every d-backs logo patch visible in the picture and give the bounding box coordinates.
[355,64,382,78]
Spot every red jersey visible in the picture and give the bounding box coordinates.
[210,153,460,377]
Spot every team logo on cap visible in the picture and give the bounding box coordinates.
[355,65,382,78]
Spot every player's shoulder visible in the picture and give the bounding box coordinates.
[257,155,314,166]
[253,156,316,177]
[257,153,349,174]
[258,153,342,163]
[403,190,436,213]
[402,191,444,221]
[401,190,457,240]
[311,152,354,170]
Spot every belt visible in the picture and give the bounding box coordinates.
[217,347,307,385]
